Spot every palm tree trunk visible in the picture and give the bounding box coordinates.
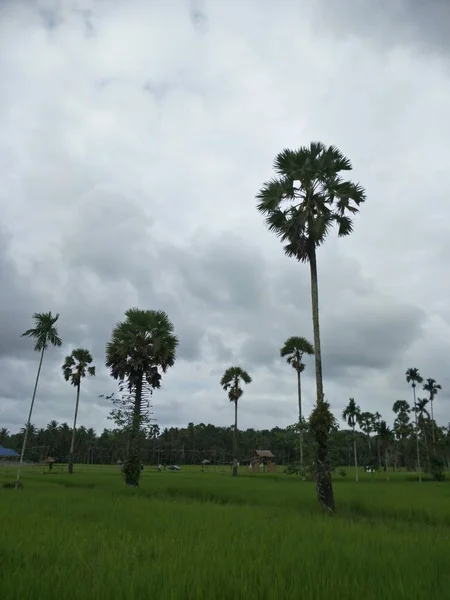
[124,376,143,487]
[297,370,304,476]
[232,400,238,477]
[353,427,359,482]
[15,346,45,489]
[385,448,389,482]
[377,438,382,469]
[309,247,334,511]
[430,398,435,445]
[68,383,81,474]
[413,386,421,482]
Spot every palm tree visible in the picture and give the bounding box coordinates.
[16,312,62,488]
[378,420,394,481]
[220,366,252,477]
[423,378,442,444]
[106,308,178,487]
[0,428,10,444]
[358,411,375,457]
[280,336,314,475]
[342,398,361,482]
[62,348,96,474]
[406,367,424,481]
[257,142,366,512]
[373,411,382,468]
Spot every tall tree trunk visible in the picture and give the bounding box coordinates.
[353,427,359,482]
[309,247,334,512]
[297,369,304,476]
[385,448,390,482]
[124,376,143,487]
[430,398,435,445]
[413,386,421,482]
[68,383,81,474]
[232,400,238,477]
[377,437,382,469]
[15,347,45,489]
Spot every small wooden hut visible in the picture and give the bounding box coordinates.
[251,450,275,473]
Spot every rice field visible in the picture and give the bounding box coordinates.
[1,465,450,599]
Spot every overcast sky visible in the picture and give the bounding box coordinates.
[1,0,450,436]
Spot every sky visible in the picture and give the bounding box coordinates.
[1,0,450,436]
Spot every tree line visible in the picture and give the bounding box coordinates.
[8,142,439,512]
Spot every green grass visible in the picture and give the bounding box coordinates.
[1,466,450,599]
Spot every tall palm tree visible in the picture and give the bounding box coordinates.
[358,411,375,457]
[406,367,424,482]
[220,366,252,477]
[280,335,314,475]
[342,398,361,482]
[257,142,366,512]
[373,411,382,468]
[106,308,178,487]
[62,348,96,474]
[423,378,442,444]
[16,312,62,488]
[0,428,10,444]
[378,420,394,481]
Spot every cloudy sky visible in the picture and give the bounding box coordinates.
[1,0,450,436]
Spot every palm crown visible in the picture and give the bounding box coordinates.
[220,367,252,403]
[423,378,441,399]
[280,336,314,372]
[256,142,366,262]
[405,368,423,388]
[62,348,95,387]
[106,308,178,390]
[22,312,62,351]
[342,398,360,429]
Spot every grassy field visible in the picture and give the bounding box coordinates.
[1,465,450,599]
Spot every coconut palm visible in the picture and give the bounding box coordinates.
[62,348,96,474]
[358,411,375,456]
[406,367,424,481]
[220,366,252,477]
[16,312,62,488]
[106,308,178,487]
[342,398,361,482]
[423,378,442,444]
[280,336,314,475]
[257,142,366,512]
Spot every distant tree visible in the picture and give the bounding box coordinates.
[406,368,424,481]
[280,335,314,476]
[373,411,382,468]
[257,142,366,512]
[0,428,10,444]
[342,398,361,482]
[358,411,375,457]
[378,420,394,480]
[106,308,178,487]
[220,366,252,477]
[16,312,62,488]
[62,348,96,474]
[423,378,442,444]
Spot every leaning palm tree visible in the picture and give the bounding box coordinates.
[62,348,95,474]
[423,378,442,444]
[16,312,62,488]
[342,398,361,482]
[280,336,314,476]
[220,366,252,477]
[106,308,178,487]
[406,367,424,482]
[257,142,366,512]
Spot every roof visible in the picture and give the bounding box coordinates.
[0,445,20,458]
[255,450,274,458]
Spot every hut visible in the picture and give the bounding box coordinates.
[251,450,275,473]
[0,445,19,465]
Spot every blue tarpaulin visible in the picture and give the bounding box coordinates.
[0,445,19,458]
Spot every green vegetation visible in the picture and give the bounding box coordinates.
[1,467,449,600]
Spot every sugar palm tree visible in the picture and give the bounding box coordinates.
[62,348,96,474]
[257,142,366,511]
[406,367,424,482]
[342,398,361,482]
[280,335,314,475]
[220,366,252,477]
[16,312,62,488]
[358,411,375,456]
[106,308,178,487]
[423,378,442,444]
